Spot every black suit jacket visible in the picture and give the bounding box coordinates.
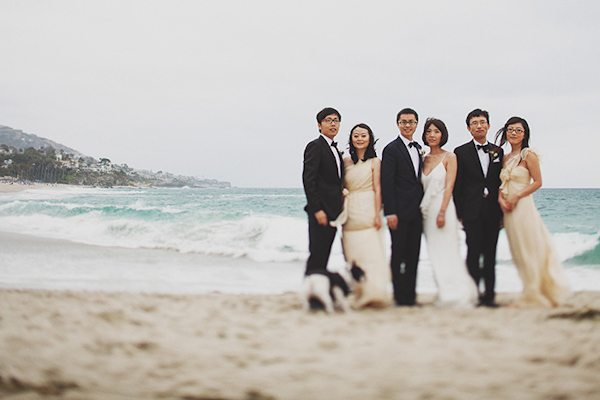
[381,137,423,220]
[302,136,344,220]
[453,141,504,222]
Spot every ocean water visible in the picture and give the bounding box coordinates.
[0,186,599,294]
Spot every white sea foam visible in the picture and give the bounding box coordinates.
[0,213,310,263]
[1,208,598,266]
[1,187,599,293]
[554,232,600,261]
[6,185,109,200]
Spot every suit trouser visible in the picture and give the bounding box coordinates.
[389,217,422,305]
[305,214,337,275]
[462,202,500,302]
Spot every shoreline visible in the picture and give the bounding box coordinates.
[0,181,228,194]
[0,181,142,194]
[0,181,89,194]
[0,230,306,295]
[0,181,52,193]
[1,289,599,399]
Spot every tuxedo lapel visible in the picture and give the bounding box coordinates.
[486,145,501,178]
[486,151,493,177]
[336,147,344,181]
[319,136,342,182]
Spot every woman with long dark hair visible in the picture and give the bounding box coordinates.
[496,116,570,307]
[331,123,391,308]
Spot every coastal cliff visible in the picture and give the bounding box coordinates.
[0,125,231,188]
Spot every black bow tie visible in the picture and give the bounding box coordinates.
[408,141,421,150]
[331,141,338,149]
[477,143,490,153]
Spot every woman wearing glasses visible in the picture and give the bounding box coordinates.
[496,117,571,307]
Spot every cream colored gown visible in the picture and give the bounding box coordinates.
[332,158,392,308]
[500,149,571,307]
[420,154,478,308]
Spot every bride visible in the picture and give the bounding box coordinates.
[420,118,478,308]
[331,123,392,308]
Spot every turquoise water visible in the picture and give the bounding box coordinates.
[534,189,600,266]
[0,186,598,293]
[0,187,308,261]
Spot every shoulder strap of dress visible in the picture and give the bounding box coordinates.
[520,148,530,162]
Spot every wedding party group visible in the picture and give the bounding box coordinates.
[302,106,571,312]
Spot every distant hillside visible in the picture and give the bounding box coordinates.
[0,124,231,188]
[0,125,82,157]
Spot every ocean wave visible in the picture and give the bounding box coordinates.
[0,198,188,219]
[1,187,599,267]
[561,233,600,266]
[1,207,599,266]
[555,232,600,263]
[6,185,111,200]
[0,213,312,263]
[496,231,599,264]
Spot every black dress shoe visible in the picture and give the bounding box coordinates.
[478,300,500,308]
[309,298,325,310]
[395,301,420,307]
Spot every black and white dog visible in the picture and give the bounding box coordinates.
[302,263,365,314]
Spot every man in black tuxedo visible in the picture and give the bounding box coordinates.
[381,108,424,306]
[302,107,344,275]
[453,109,504,307]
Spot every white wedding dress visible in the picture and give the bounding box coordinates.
[421,154,478,308]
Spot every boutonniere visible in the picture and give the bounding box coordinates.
[489,147,499,160]
[340,150,345,156]
[418,149,426,156]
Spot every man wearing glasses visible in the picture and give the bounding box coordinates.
[381,108,424,306]
[302,107,344,276]
[453,109,504,307]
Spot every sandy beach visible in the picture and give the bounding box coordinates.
[2,181,600,398]
[0,181,35,193]
[0,181,68,194]
[1,289,599,400]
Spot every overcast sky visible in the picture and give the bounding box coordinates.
[1,1,599,188]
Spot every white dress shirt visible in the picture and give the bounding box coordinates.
[399,135,420,177]
[475,140,490,177]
